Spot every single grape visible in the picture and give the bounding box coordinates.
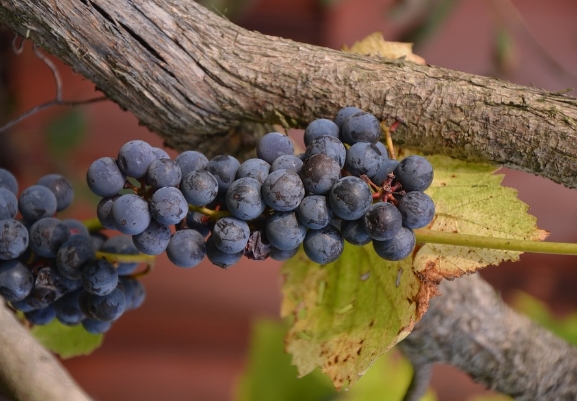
[96,195,120,230]
[363,202,403,241]
[299,153,341,195]
[132,220,171,255]
[166,229,206,268]
[265,211,307,251]
[303,225,344,265]
[149,186,188,226]
[86,157,126,198]
[82,259,119,296]
[397,191,436,229]
[0,259,33,302]
[25,305,56,325]
[0,168,18,195]
[18,185,58,223]
[304,136,346,168]
[394,155,434,192]
[0,188,18,220]
[56,236,95,280]
[328,176,373,220]
[53,288,86,326]
[256,132,294,164]
[270,155,303,174]
[236,158,270,183]
[101,235,140,275]
[0,219,28,260]
[261,169,305,212]
[37,174,74,212]
[117,140,156,179]
[82,318,113,334]
[206,155,241,193]
[344,142,382,177]
[205,235,242,269]
[303,118,340,146]
[341,112,381,144]
[225,177,266,221]
[373,226,416,261]
[180,170,219,206]
[176,150,209,177]
[29,217,71,258]
[212,217,250,254]
[79,287,126,322]
[341,218,371,246]
[111,194,151,235]
[269,246,299,261]
[334,106,362,129]
[297,195,332,229]
[146,158,182,189]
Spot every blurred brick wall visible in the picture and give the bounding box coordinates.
[4,1,577,400]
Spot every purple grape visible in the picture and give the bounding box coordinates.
[364,202,403,241]
[117,140,156,179]
[0,219,28,260]
[166,229,206,268]
[149,187,188,226]
[328,176,373,220]
[256,132,294,164]
[181,170,219,206]
[262,169,305,212]
[146,158,182,189]
[111,194,151,235]
[373,226,416,261]
[86,157,126,198]
[236,158,270,183]
[18,185,58,223]
[299,153,341,195]
[37,174,74,212]
[206,155,241,193]
[341,112,381,144]
[29,217,70,258]
[0,259,33,302]
[304,118,340,146]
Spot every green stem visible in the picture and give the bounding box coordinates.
[189,205,231,221]
[95,251,156,265]
[415,229,577,255]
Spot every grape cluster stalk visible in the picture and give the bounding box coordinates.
[0,107,435,333]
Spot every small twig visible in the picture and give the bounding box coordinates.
[402,361,433,401]
[0,40,107,133]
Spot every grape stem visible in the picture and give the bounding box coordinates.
[189,204,231,221]
[415,228,577,255]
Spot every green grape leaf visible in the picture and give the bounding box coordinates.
[281,245,420,390]
[413,155,548,289]
[31,320,103,358]
[282,154,546,390]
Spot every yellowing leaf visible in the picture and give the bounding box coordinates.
[414,155,548,283]
[281,244,420,390]
[342,32,425,64]
[282,154,546,390]
[31,320,103,358]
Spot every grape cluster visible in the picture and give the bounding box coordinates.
[0,170,145,334]
[86,107,435,270]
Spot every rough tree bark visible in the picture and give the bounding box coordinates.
[0,0,576,400]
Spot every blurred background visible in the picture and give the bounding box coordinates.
[1,0,577,400]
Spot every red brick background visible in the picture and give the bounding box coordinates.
[4,1,577,400]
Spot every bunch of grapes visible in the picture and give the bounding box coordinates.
[0,170,145,334]
[87,106,435,269]
[0,106,435,334]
